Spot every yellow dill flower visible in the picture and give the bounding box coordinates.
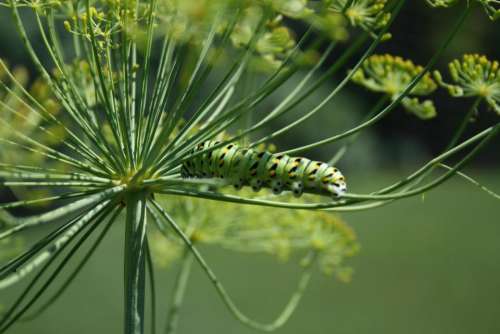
[434,54,500,115]
[427,0,499,20]
[329,0,391,39]
[352,54,438,119]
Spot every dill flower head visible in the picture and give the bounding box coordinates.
[328,0,391,39]
[479,0,500,20]
[352,54,438,119]
[306,11,349,41]
[231,7,297,70]
[0,60,64,204]
[427,0,499,20]
[434,54,500,114]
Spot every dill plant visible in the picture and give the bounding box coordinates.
[0,0,498,333]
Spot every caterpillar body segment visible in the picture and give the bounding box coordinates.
[181,141,347,198]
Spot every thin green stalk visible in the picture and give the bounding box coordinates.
[0,200,111,289]
[0,116,109,176]
[143,12,256,174]
[0,73,111,172]
[144,19,222,165]
[0,186,123,241]
[32,11,121,171]
[446,97,481,150]
[84,0,129,170]
[437,163,500,200]
[0,203,115,333]
[20,207,122,321]
[0,170,110,183]
[0,190,99,210]
[158,188,352,210]
[135,0,158,164]
[0,212,85,277]
[344,124,500,201]
[164,248,194,334]
[375,123,499,195]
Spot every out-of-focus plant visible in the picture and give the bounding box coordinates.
[0,59,65,208]
[152,191,358,277]
[0,1,498,334]
[150,191,358,332]
[352,54,438,119]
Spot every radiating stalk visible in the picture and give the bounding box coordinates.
[20,207,122,321]
[437,164,500,200]
[0,186,124,241]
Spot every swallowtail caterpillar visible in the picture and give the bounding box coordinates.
[181,141,347,198]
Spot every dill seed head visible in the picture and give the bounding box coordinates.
[434,54,500,115]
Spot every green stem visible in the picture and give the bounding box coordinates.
[374,121,498,196]
[124,191,148,334]
[164,248,194,334]
[446,97,481,150]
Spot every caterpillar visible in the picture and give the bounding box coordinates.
[181,141,347,198]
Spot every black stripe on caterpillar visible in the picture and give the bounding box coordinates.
[181,141,347,198]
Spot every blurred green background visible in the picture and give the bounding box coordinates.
[1,1,500,333]
[3,172,499,334]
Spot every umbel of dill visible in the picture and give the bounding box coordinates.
[0,1,498,334]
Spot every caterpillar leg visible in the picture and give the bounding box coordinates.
[250,178,263,192]
[233,178,244,190]
[270,179,284,195]
[290,181,304,198]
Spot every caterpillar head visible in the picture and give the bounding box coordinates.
[327,168,347,197]
[328,180,347,197]
[327,176,347,197]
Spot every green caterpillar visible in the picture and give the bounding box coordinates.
[181,141,347,198]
